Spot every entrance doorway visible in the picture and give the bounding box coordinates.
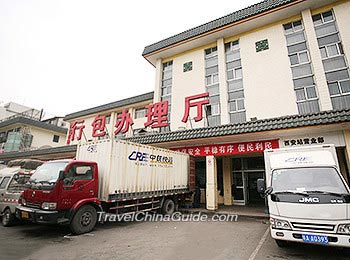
[232,157,265,205]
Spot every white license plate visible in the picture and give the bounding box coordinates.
[302,234,329,244]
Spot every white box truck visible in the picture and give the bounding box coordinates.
[16,140,194,234]
[258,145,350,248]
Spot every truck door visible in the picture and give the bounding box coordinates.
[0,176,11,212]
[60,163,97,210]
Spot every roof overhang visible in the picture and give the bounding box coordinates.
[143,0,339,66]
[126,109,350,148]
[0,145,77,161]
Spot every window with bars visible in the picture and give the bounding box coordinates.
[313,10,350,110]
[283,20,320,114]
[204,47,220,126]
[225,40,246,123]
[160,61,173,132]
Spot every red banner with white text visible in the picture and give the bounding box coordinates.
[173,139,279,156]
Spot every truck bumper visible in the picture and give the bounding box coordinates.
[15,205,68,225]
[271,229,350,248]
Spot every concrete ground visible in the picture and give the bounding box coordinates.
[183,203,269,219]
[0,216,349,260]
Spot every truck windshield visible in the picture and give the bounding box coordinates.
[29,161,68,184]
[271,167,348,194]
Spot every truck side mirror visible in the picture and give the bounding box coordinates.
[13,173,20,181]
[58,170,65,180]
[257,178,266,193]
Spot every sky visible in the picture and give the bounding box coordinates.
[0,0,260,119]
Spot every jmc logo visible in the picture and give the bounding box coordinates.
[298,197,320,203]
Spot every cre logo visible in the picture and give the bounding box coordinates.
[285,156,310,163]
[87,145,97,153]
[299,197,320,203]
[128,151,149,162]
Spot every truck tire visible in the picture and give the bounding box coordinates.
[70,205,97,235]
[2,208,14,227]
[162,199,175,215]
[275,239,289,248]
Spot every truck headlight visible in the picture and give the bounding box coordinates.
[41,202,57,210]
[270,218,292,230]
[337,224,350,234]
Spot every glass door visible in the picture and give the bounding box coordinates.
[232,171,248,205]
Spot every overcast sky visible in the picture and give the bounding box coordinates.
[0,0,260,118]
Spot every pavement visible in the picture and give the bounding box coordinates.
[1,216,350,260]
[181,203,269,219]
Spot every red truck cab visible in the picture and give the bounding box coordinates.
[16,160,101,234]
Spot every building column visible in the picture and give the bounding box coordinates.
[217,38,230,125]
[154,58,163,103]
[223,157,232,205]
[206,156,218,210]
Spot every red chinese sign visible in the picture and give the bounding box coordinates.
[173,140,279,156]
[91,115,106,137]
[144,101,169,128]
[67,92,213,143]
[115,109,134,134]
[182,92,209,123]
[67,120,85,144]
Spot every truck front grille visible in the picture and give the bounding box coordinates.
[291,222,335,232]
[26,201,41,209]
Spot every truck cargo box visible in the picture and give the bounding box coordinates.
[76,140,190,202]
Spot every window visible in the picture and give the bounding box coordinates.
[64,165,94,184]
[227,68,242,80]
[53,135,60,143]
[0,176,11,189]
[225,40,246,123]
[328,80,350,97]
[8,175,30,192]
[0,132,6,143]
[289,50,309,66]
[295,86,318,101]
[283,19,320,114]
[206,73,219,86]
[313,10,350,109]
[205,46,221,126]
[320,43,344,59]
[272,167,347,194]
[206,104,220,116]
[135,108,147,119]
[160,61,173,132]
[286,32,305,45]
[312,11,334,26]
[283,20,303,34]
[323,56,347,72]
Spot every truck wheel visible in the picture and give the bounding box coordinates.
[2,209,14,227]
[275,239,289,248]
[70,205,97,235]
[162,199,175,215]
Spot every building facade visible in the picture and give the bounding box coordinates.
[0,116,67,154]
[127,0,350,210]
[5,0,349,210]
[0,102,42,121]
